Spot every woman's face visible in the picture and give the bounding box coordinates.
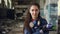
[29,5,39,19]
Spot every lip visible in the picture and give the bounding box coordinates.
[34,14,35,15]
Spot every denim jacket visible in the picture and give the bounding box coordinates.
[24,17,52,34]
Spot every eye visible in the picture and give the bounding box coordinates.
[35,9,38,11]
[32,9,34,12]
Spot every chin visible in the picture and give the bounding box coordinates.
[33,17,37,19]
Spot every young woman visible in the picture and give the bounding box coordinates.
[24,3,52,34]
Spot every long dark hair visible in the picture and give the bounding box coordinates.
[24,3,40,34]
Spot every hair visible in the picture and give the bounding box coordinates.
[23,3,40,34]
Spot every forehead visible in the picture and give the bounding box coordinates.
[30,5,39,9]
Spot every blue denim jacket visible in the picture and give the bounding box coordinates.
[24,17,52,34]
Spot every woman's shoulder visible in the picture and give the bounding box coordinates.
[39,16,47,21]
[39,16,47,24]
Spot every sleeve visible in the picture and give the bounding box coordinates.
[42,19,49,31]
[32,29,43,34]
[43,19,47,25]
[43,19,53,31]
[33,31,40,34]
[32,27,43,34]
[24,28,41,34]
[24,28,30,34]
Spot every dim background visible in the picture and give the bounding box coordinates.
[0,0,59,34]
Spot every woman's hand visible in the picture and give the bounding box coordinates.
[46,23,53,29]
[39,29,43,34]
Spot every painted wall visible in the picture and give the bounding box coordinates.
[44,0,58,30]
[58,0,60,16]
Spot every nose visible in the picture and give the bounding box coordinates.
[34,11,36,14]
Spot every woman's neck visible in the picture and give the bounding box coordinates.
[32,17,37,21]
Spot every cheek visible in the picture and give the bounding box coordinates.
[37,12,39,15]
[30,11,34,16]
[30,10,39,16]
[32,12,39,16]
[31,12,39,15]
[35,12,39,16]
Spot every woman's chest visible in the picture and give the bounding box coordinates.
[29,20,44,32]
